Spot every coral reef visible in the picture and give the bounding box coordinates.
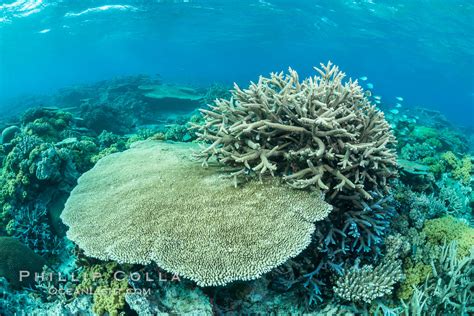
[316,192,396,255]
[194,62,397,203]
[61,141,332,287]
[80,104,131,134]
[202,82,232,106]
[0,111,91,254]
[1,75,211,136]
[397,159,431,176]
[397,261,431,300]
[437,177,472,222]
[394,183,448,229]
[443,152,472,185]
[0,71,472,315]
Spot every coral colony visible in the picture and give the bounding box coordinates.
[1,63,473,315]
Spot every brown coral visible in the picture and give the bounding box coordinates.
[193,62,397,202]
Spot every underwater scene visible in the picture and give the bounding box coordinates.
[0,0,473,315]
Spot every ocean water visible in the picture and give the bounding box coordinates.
[1,0,473,125]
[0,1,473,315]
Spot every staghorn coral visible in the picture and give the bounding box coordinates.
[61,141,332,287]
[333,258,403,304]
[401,241,473,315]
[193,61,397,203]
[312,192,395,270]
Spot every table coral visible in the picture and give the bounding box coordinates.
[61,141,332,287]
[194,61,397,203]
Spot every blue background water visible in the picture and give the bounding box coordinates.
[1,0,473,126]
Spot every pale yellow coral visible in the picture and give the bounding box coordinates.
[423,216,474,258]
[61,141,332,286]
[441,152,472,185]
[452,156,472,185]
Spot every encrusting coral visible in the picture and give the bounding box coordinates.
[61,141,332,287]
[193,61,397,203]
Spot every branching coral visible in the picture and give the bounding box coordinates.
[394,182,451,229]
[334,258,403,304]
[316,192,395,264]
[7,201,62,255]
[264,193,397,308]
[193,62,397,202]
[401,241,473,315]
[61,141,332,286]
[436,176,471,220]
[264,191,397,307]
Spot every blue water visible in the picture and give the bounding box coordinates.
[1,0,473,126]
